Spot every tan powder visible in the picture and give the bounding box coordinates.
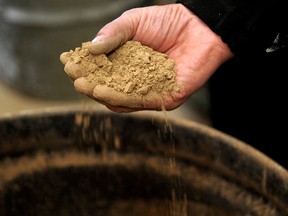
[61,41,180,98]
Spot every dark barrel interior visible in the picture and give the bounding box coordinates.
[0,107,287,216]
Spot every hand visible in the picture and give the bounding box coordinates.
[62,4,233,112]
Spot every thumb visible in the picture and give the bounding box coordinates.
[88,9,139,54]
[88,35,123,55]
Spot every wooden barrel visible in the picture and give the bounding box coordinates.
[0,107,287,215]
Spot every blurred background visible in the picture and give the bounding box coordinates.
[0,0,210,125]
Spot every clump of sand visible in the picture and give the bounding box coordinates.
[60,40,180,100]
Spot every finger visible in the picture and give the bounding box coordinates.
[88,9,141,54]
[92,85,171,110]
[104,104,142,113]
[74,80,135,110]
[74,77,97,97]
[64,61,87,80]
[74,78,108,106]
[92,85,143,108]
[59,52,71,64]
[88,36,123,55]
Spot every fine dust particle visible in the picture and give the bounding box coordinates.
[61,40,180,97]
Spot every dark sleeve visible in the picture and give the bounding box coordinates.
[176,0,286,54]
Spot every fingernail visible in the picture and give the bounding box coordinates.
[92,35,104,43]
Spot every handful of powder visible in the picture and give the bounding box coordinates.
[60,40,180,99]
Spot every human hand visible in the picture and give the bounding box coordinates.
[62,4,233,112]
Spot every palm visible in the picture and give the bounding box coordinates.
[128,4,232,100]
